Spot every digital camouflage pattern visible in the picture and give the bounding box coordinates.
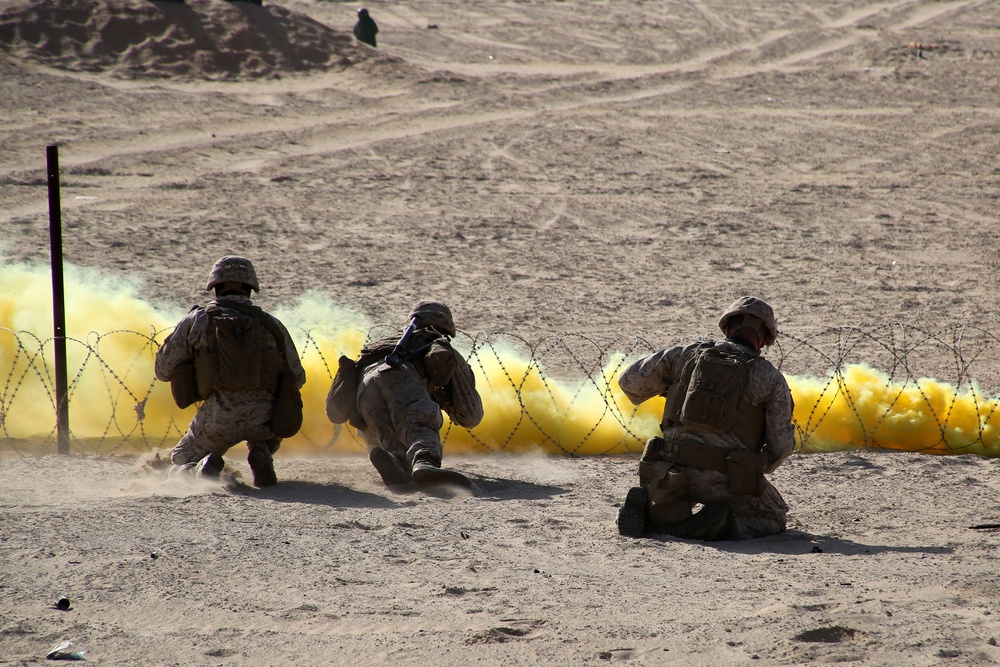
[718,296,778,346]
[618,338,795,539]
[205,255,260,293]
[155,294,305,465]
[408,300,457,338]
[356,331,482,468]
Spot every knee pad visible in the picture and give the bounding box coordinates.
[647,465,692,525]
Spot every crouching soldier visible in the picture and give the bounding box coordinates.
[327,301,483,490]
[155,256,306,487]
[616,296,795,540]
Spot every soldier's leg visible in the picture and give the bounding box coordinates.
[393,390,471,489]
[246,436,280,488]
[726,480,788,539]
[619,438,693,537]
[168,428,228,479]
[357,371,414,488]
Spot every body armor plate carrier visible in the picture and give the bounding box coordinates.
[663,342,766,451]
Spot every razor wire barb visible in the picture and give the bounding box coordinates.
[1,323,999,458]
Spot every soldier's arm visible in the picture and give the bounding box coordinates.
[617,348,679,405]
[444,354,484,429]
[154,315,196,382]
[274,319,306,388]
[762,377,796,474]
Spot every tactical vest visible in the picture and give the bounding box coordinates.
[357,329,451,384]
[662,342,766,451]
[326,328,454,429]
[193,301,286,398]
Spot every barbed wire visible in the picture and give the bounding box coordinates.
[1,323,998,458]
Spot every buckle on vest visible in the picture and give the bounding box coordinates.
[662,439,681,460]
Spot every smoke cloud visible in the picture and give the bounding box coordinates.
[2,263,997,457]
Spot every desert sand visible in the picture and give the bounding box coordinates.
[2,0,1000,664]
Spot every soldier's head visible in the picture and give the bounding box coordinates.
[358,7,369,18]
[206,256,259,297]
[718,296,777,351]
[408,300,456,337]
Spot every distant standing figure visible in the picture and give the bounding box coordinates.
[354,8,378,48]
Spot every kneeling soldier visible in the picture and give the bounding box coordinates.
[616,296,795,540]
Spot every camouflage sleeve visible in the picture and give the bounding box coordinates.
[763,374,796,473]
[444,353,483,429]
[154,313,196,382]
[273,318,306,389]
[617,347,683,405]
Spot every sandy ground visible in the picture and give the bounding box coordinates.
[2,0,1000,664]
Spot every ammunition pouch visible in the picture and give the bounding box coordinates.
[270,369,303,438]
[639,437,692,525]
[656,438,766,498]
[169,362,200,409]
[726,448,765,497]
[326,355,366,429]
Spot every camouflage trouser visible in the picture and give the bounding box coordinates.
[356,362,443,467]
[726,479,788,539]
[646,466,788,540]
[170,391,280,465]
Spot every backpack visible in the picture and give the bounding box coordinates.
[664,342,764,447]
[325,329,449,429]
[194,301,303,437]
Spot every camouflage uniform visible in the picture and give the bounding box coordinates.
[356,302,483,486]
[154,258,305,477]
[617,297,795,540]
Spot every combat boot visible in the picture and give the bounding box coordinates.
[617,486,648,537]
[165,462,197,478]
[247,446,277,487]
[657,501,730,541]
[369,447,412,488]
[196,453,225,479]
[410,455,472,489]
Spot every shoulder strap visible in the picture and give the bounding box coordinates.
[663,341,714,429]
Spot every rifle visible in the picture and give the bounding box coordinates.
[383,316,420,368]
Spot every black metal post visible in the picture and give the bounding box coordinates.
[46,145,70,455]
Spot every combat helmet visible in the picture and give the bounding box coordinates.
[205,256,259,293]
[718,296,777,346]
[409,301,456,337]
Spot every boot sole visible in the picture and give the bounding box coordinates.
[196,453,225,479]
[658,500,730,541]
[410,467,473,489]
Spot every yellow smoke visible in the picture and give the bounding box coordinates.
[2,262,999,457]
[787,365,1000,456]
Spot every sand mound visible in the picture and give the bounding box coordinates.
[0,0,376,79]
